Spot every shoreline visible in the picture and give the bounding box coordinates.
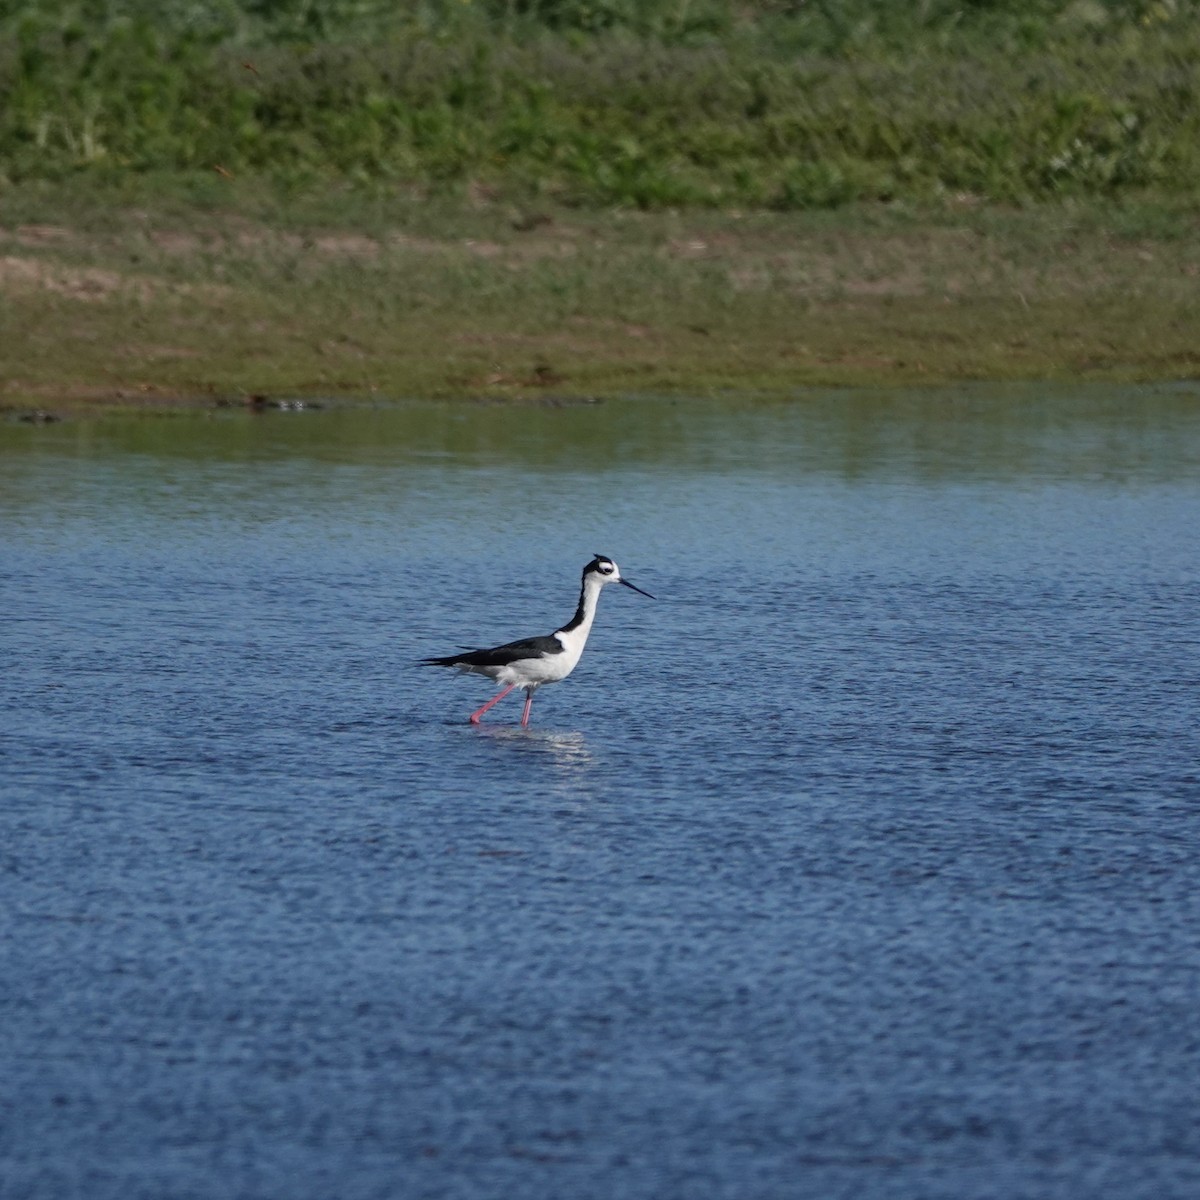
[3,192,1198,417]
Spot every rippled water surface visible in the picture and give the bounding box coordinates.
[3,387,1200,1199]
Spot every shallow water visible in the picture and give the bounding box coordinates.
[3,387,1200,1199]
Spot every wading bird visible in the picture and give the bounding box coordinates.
[422,554,654,727]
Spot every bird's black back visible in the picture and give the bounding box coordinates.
[421,634,565,669]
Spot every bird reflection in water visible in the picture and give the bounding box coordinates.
[473,725,597,795]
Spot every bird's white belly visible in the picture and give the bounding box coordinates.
[496,657,571,686]
[497,647,581,688]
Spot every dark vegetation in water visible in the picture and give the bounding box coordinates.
[2,0,1198,209]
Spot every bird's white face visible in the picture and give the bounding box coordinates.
[586,554,655,598]
[589,556,622,585]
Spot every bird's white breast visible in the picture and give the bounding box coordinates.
[496,631,584,688]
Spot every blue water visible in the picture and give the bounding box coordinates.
[3,388,1200,1199]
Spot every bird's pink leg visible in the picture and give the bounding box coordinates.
[520,689,534,728]
[469,683,516,724]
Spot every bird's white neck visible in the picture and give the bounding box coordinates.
[556,574,604,651]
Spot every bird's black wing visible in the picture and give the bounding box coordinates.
[422,635,564,669]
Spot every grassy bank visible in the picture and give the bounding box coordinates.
[2,182,1198,410]
[2,3,1198,409]
[2,2,1199,209]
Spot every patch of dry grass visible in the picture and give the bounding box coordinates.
[2,190,1198,411]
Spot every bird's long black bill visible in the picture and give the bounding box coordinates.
[621,579,655,599]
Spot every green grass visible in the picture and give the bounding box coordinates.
[2,1,1199,209]
[2,3,1198,408]
[2,181,1198,409]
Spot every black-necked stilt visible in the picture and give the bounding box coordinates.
[422,554,654,727]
